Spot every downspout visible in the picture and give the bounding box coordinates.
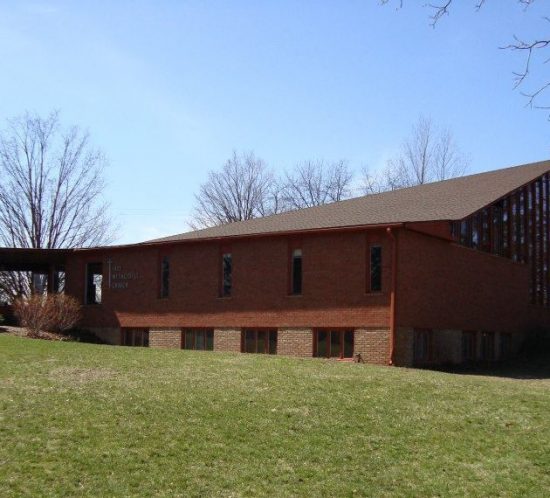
[386,227,398,366]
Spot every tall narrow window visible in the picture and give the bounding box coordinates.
[460,220,469,246]
[450,221,460,240]
[32,273,47,295]
[471,214,480,249]
[370,246,382,292]
[290,248,302,295]
[481,208,490,251]
[160,255,170,298]
[221,252,232,297]
[502,198,509,257]
[54,270,66,294]
[86,262,103,304]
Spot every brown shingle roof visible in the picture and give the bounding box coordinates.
[148,159,550,244]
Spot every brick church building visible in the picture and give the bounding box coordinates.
[2,160,550,366]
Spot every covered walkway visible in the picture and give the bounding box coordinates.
[0,247,73,294]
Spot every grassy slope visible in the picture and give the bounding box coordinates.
[1,335,549,497]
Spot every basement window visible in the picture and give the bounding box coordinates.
[462,331,477,362]
[290,248,302,295]
[242,329,277,354]
[369,246,382,292]
[480,331,495,361]
[413,328,432,365]
[314,329,354,359]
[122,328,149,347]
[85,262,103,305]
[500,333,512,360]
[182,329,214,351]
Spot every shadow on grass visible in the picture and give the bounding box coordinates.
[68,329,106,344]
[426,335,550,380]
[428,359,550,380]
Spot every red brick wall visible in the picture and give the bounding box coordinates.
[405,221,453,240]
[149,328,181,349]
[354,328,390,364]
[277,328,313,357]
[65,230,392,330]
[396,228,540,333]
[64,224,550,363]
[213,328,241,352]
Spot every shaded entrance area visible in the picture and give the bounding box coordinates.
[0,247,73,297]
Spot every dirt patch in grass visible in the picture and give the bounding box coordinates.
[49,367,117,384]
[0,325,27,336]
[0,325,71,341]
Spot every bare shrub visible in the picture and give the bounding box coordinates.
[13,294,81,337]
[13,295,52,337]
[50,294,81,333]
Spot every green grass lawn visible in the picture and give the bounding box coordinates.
[1,334,549,497]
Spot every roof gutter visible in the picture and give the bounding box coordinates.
[140,221,405,246]
[75,222,405,253]
[386,226,398,366]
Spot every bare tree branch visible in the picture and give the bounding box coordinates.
[428,0,453,27]
[282,160,354,209]
[383,116,469,189]
[0,111,114,299]
[189,151,281,229]
[381,0,549,112]
[359,165,385,195]
[190,155,356,228]
[433,127,469,181]
[502,35,550,88]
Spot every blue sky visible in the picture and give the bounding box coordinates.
[0,1,549,243]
